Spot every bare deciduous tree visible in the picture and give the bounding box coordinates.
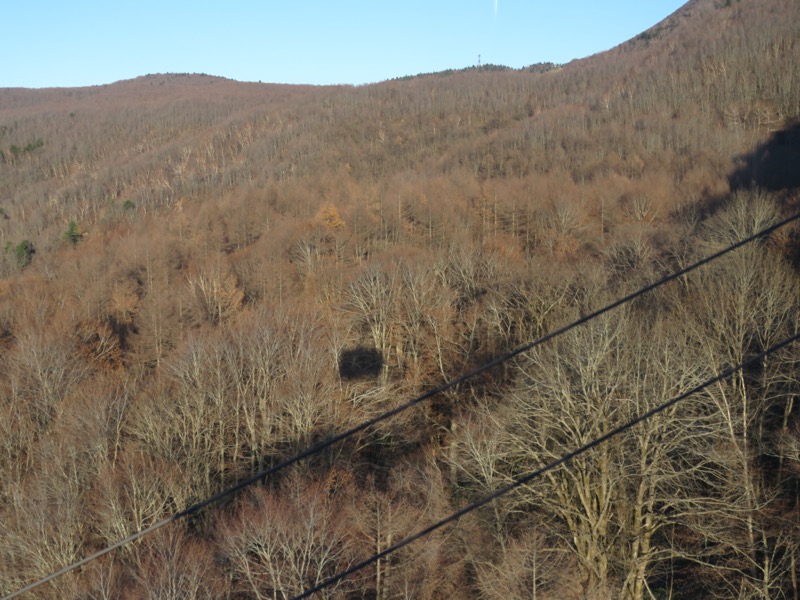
[673,194,800,599]
[219,473,356,600]
[454,309,717,599]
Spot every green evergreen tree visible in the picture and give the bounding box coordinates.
[14,240,34,268]
[65,221,80,245]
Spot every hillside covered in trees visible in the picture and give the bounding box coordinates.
[1,0,800,597]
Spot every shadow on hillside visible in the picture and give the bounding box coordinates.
[670,121,800,269]
[339,347,383,380]
[725,120,800,269]
[729,121,800,192]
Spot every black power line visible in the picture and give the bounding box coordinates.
[4,210,799,600]
[292,331,800,600]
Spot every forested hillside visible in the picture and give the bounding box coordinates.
[1,0,800,597]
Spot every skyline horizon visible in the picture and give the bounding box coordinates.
[3,1,686,90]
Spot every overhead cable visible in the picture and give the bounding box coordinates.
[291,331,800,599]
[4,210,799,600]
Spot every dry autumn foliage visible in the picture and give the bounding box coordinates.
[1,0,800,597]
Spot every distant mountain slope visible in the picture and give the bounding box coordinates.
[0,0,797,300]
[0,0,796,254]
[1,1,799,599]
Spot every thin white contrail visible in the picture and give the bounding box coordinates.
[494,0,498,18]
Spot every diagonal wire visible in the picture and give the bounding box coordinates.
[291,331,800,599]
[3,210,799,600]
[1,517,173,599]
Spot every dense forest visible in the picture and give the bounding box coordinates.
[1,0,800,597]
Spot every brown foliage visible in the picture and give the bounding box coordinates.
[2,2,800,597]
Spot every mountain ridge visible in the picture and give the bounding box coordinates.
[1,1,799,597]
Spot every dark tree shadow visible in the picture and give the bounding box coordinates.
[338,346,383,380]
[729,121,800,192]
[668,120,800,270]
[726,120,800,270]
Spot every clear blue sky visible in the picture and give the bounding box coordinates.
[3,1,686,88]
